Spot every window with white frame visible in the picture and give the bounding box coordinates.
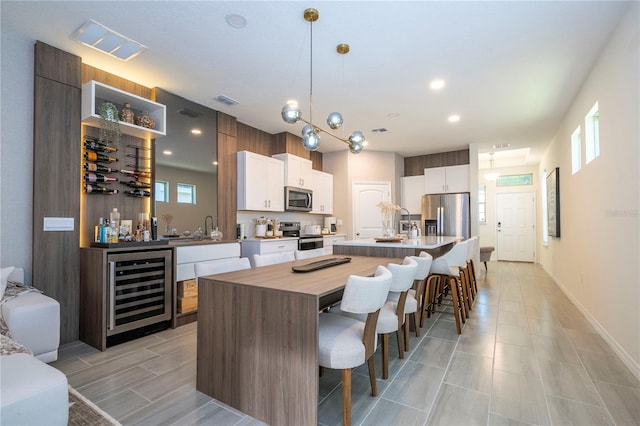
[155,180,169,202]
[571,126,581,174]
[177,183,196,204]
[585,102,600,164]
[478,185,486,223]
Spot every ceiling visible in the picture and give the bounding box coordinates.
[2,1,630,169]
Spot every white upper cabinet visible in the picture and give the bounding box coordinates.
[237,151,284,211]
[311,170,333,214]
[424,165,469,194]
[272,153,312,188]
[400,175,425,214]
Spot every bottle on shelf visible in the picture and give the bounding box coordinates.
[100,219,110,244]
[85,173,119,183]
[85,151,118,163]
[84,162,116,173]
[94,217,104,243]
[84,139,117,153]
[86,184,118,195]
[125,180,151,189]
[124,189,151,197]
[120,169,151,179]
[109,208,120,243]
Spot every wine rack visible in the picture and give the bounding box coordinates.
[83,135,119,195]
[121,144,152,198]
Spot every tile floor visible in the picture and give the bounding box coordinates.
[52,261,640,425]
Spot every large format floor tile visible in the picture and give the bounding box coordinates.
[52,261,639,426]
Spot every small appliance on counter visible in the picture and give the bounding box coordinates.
[324,217,337,234]
[304,224,322,236]
[282,222,324,251]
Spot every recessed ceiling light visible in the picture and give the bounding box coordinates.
[448,114,460,123]
[213,161,218,166]
[225,14,247,28]
[430,79,446,90]
[191,129,202,135]
[363,141,369,147]
[72,19,147,61]
[163,150,172,155]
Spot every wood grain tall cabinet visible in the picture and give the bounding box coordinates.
[33,42,82,344]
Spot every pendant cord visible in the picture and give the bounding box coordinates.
[309,17,313,126]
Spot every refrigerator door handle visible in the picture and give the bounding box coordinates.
[438,207,443,235]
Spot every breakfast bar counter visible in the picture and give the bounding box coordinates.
[333,235,459,258]
[196,255,399,425]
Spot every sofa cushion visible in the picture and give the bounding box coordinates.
[0,266,14,299]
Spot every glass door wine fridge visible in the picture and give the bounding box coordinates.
[107,249,172,336]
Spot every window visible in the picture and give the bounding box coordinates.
[155,180,168,202]
[585,102,600,164]
[541,171,548,246]
[496,174,532,187]
[571,126,581,174]
[478,185,486,223]
[177,183,196,204]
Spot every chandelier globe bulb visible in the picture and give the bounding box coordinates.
[302,130,321,151]
[327,112,343,130]
[281,104,302,124]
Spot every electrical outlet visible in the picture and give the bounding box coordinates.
[337,219,343,226]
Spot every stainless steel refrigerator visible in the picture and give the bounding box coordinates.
[421,193,470,239]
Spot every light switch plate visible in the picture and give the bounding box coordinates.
[43,217,74,231]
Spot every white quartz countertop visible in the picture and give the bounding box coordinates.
[333,236,460,249]
[241,237,299,243]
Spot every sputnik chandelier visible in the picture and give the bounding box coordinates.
[281,8,366,154]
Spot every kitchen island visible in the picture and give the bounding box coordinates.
[196,255,399,425]
[333,235,459,258]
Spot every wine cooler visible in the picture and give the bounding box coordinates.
[107,249,172,336]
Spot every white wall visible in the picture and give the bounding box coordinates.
[539,2,639,375]
[0,28,35,282]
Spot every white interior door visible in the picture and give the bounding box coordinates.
[496,192,535,261]
[352,182,391,239]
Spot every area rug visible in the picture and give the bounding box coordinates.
[68,386,121,426]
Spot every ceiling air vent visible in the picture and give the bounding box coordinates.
[371,128,388,133]
[177,108,200,118]
[214,95,239,106]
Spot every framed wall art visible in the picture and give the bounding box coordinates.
[547,167,560,237]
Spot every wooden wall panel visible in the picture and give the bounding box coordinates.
[82,64,152,99]
[272,132,311,160]
[218,113,238,241]
[218,112,237,137]
[404,149,470,176]
[33,42,82,343]
[237,122,272,156]
[310,151,323,171]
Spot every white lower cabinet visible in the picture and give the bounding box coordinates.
[175,243,241,281]
[323,234,346,255]
[241,239,298,266]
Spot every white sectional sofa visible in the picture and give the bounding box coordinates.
[0,266,68,425]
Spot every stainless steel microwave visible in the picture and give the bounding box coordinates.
[284,186,312,212]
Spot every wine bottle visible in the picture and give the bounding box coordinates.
[85,173,119,183]
[84,151,117,163]
[124,189,151,197]
[84,139,118,153]
[85,184,118,195]
[125,180,151,189]
[84,162,115,173]
[120,169,151,178]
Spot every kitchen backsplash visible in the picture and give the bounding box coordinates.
[236,211,325,239]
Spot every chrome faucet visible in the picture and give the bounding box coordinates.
[400,207,411,219]
[204,215,214,235]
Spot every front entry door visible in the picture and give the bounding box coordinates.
[496,192,535,262]
[352,181,391,239]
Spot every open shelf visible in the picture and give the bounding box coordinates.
[82,80,166,139]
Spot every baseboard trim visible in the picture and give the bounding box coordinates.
[540,264,640,381]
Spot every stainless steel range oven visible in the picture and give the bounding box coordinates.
[281,221,324,251]
[298,235,323,251]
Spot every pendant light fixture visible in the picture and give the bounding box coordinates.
[485,152,499,182]
[281,8,365,153]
